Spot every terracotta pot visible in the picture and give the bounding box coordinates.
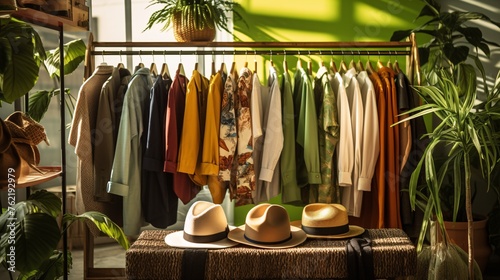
[172,12,216,42]
[443,218,492,273]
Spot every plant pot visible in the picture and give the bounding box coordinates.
[442,218,492,273]
[172,12,216,42]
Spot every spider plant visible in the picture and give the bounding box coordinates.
[395,67,500,279]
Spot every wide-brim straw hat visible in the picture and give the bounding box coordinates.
[228,203,307,249]
[292,203,365,239]
[165,201,237,249]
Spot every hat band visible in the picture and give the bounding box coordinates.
[183,226,229,243]
[244,233,292,245]
[302,224,349,235]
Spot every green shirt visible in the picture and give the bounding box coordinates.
[293,68,322,187]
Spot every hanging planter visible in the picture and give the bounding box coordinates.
[143,0,246,43]
[172,10,215,42]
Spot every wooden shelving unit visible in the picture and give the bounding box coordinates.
[15,166,62,189]
[7,6,89,280]
[12,7,88,31]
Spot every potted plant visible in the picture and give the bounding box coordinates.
[391,1,500,278]
[143,0,245,42]
[396,67,500,279]
[0,189,129,279]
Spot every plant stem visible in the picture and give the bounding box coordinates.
[465,154,474,279]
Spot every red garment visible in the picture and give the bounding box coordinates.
[164,70,199,204]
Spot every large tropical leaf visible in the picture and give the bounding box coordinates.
[63,212,130,250]
[18,250,72,280]
[27,190,62,218]
[14,213,61,272]
[0,18,44,103]
[44,39,86,78]
[27,90,52,122]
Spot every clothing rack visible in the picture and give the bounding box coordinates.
[81,33,419,280]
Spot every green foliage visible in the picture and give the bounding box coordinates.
[395,68,500,250]
[0,17,45,105]
[391,0,500,67]
[144,0,245,33]
[391,0,500,96]
[27,39,85,122]
[0,190,129,279]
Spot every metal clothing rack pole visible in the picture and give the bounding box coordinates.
[82,35,419,280]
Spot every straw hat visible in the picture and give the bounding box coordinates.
[293,203,365,239]
[228,203,307,249]
[165,201,237,249]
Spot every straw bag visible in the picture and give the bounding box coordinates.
[172,12,216,42]
[3,112,49,179]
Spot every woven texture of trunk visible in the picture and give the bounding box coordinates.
[126,229,417,279]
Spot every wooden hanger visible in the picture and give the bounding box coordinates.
[376,52,384,70]
[160,52,170,79]
[329,54,338,74]
[220,61,227,75]
[253,51,257,73]
[349,59,356,71]
[161,62,170,79]
[356,51,364,72]
[230,61,237,76]
[386,51,393,69]
[149,51,157,76]
[365,59,375,75]
[297,51,303,69]
[150,62,158,77]
[393,59,402,73]
[283,50,289,73]
[178,62,185,76]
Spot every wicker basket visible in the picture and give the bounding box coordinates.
[172,12,216,42]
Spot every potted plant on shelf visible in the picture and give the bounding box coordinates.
[0,190,130,279]
[391,0,500,278]
[143,0,245,42]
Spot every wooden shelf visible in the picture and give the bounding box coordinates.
[14,166,62,189]
[11,8,88,31]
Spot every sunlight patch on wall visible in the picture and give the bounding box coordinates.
[242,0,340,22]
[355,2,409,26]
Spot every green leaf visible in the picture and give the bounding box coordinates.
[19,250,72,280]
[27,190,62,219]
[64,212,129,250]
[0,18,44,103]
[28,90,53,122]
[457,26,482,47]
[417,3,439,19]
[443,44,469,65]
[15,213,61,273]
[44,39,86,78]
